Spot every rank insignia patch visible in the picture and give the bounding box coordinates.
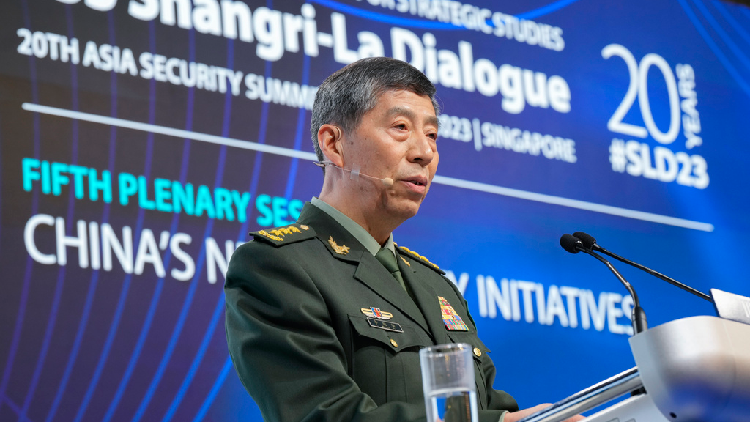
[251,223,315,246]
[439,296,469,331]
[361,307,393,320]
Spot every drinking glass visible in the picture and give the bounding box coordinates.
[420,343,478,422]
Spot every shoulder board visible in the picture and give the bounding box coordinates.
[396,245,444,275]
[250,223,316,246]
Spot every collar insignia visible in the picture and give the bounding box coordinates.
[361,307,393,320]
[439,296,469,331]
[328,236,350,255]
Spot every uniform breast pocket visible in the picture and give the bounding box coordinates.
[446,331,492,409]
[348,314,433,405]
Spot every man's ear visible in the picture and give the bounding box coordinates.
[318,124,345,167]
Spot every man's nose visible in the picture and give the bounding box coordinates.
[408,134,435,165]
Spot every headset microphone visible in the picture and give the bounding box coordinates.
[315,162,394,187]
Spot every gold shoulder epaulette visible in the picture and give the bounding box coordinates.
[396,245,444,274]
[250,223,315,246]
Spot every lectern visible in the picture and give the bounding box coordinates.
[519,316,750,422]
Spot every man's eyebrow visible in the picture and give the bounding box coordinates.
[386,106,440,128]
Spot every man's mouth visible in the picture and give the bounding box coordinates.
[402,176,428,187]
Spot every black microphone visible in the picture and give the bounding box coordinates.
[315,162,394,187]
[559,233,585,254]
[560,234,648,334]
[573,231,712,303]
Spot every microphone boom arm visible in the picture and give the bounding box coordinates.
[572,231,712,303]
[597,248,712,303]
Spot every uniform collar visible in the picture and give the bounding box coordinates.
[311,197,395,257]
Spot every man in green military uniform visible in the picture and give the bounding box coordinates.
[225,57,583,422]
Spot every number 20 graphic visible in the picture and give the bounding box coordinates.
[602,44,681,145]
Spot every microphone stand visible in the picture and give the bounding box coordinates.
[579,249,648,335]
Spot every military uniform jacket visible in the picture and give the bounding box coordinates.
[225,203,518,422]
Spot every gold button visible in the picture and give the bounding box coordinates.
[390,339,398,348]
[473,347,482,357]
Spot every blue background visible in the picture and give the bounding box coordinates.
[1,0,749,421]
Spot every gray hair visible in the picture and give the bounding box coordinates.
[310,57,439,164]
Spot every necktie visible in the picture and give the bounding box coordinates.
[375,247,407,292]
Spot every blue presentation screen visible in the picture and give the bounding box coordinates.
[1,0,749,421]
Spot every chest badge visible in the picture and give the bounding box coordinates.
[439,296,469,331]
[366,317,403,333]
[361,307,393,320]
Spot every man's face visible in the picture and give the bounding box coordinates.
[341,89,439,222]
